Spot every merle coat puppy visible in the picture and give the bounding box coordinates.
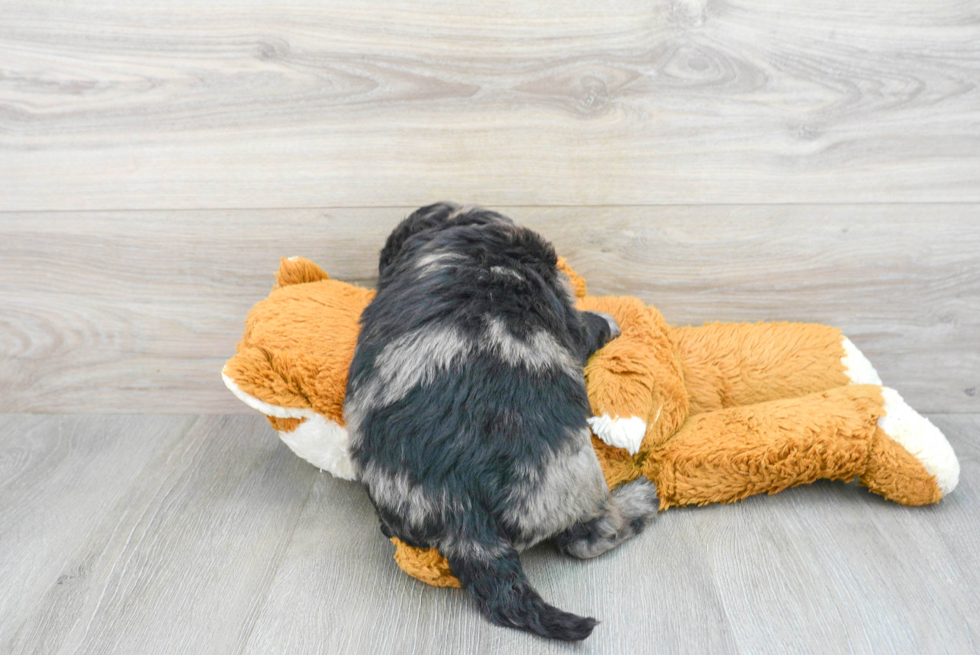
[344,203,659,641]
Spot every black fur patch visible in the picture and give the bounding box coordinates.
[344,203,645,641]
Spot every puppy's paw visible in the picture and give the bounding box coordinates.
[594,312,621,341]
[612,477,660,532]
[583,311,621,350]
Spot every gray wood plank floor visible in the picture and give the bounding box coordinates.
[1,413,977,655]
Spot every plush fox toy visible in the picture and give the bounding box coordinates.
[223,256,960,587]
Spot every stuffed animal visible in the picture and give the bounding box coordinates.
[223,256,960,588]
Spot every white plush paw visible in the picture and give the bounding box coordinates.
[587,414,647,455]
[878,388,959,495]
[841,337,882,385]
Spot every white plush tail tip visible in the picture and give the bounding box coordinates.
[841,337,882,385]
[878,388,960,496]
[587,415,647,455]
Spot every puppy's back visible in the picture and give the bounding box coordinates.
[345,207,603,640]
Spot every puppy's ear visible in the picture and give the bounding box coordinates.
[379,202,460,276]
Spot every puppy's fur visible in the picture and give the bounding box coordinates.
[345,203,658,641]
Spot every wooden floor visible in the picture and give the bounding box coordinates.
[1,414,977,654]
[2,0,978,652]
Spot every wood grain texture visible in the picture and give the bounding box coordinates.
[0,415,193,642]
[239,467,741,655]
[2,206,977,414]
[689,414,980,654]
[1,0,978,210]
[3,2,977,652]
[2,413,977,654]
[1,415,318,655]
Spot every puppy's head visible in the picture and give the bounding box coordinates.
[379,203,514,277]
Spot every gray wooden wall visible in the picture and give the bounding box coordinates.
[1,0,978,415]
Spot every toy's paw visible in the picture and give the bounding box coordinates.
[876,388,959,497]
[841,337,882,385]
[588,414,647,455]
[391,538,460,588]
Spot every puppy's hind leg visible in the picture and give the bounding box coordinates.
[553,478,659,559]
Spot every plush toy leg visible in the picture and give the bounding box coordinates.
[577,296,690,454]
[644,385,957,509]
[861,388,959,503]
[391,537,460,588]
[673,322,877,415]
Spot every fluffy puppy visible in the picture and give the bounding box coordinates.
[344,203,659,641]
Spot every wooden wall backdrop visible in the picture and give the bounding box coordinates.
[1,0,978,414]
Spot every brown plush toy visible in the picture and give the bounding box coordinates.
[223,256,960,588]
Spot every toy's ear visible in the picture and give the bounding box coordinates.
[225,278,373,418]
[277,256,329,287]
[556,257,587,299]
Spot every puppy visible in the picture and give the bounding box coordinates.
[344,203,659,641]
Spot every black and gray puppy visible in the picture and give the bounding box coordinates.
[344,203,659,641]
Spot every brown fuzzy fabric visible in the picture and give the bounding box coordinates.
[267,416,304,432]
[578,296,689,450]
[225,257,946,588]
[224,258,374,424]
[674,321,852,415]
[646,385,884,509]
[390,537,461,588]
[861,427,944,506]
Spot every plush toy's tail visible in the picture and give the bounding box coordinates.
[446,539,597,641]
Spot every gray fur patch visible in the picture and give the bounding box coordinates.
[504,429,609,550]
[359,461,435,529]
[560,478,659,559]
[481,318,579,377]
[416,252,465,274]
[375,325,472,401]
[447,204,473,221]
[489,265,525,282]
[360,462,504,562]
[558,271,578,304]
[345,325,473,436]
[440,533,506,563]
[610,476,658,518]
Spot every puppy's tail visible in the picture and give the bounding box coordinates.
[445,538,597,641]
